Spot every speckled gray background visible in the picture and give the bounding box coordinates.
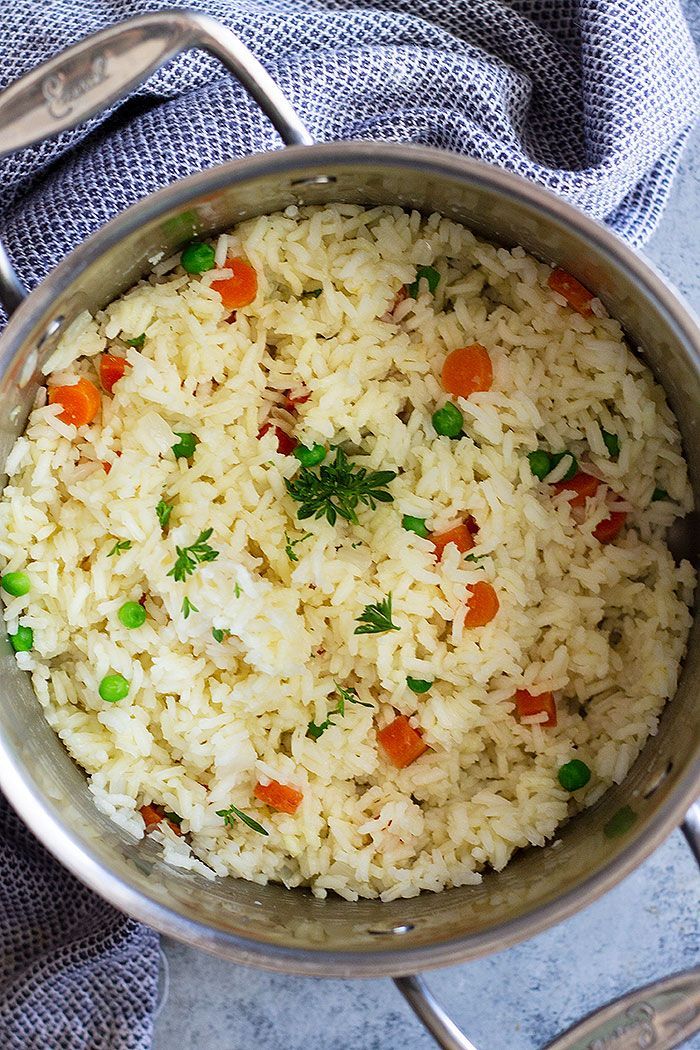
[152,125,700,1050]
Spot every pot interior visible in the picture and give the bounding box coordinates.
[0,145,697,975]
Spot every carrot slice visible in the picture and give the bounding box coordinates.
[513,689,557,728]
[254,779,303,814]
[258,422,297,455]
[48,377,101,427]
[430,523,475,561]
[377,714,428,768]
[465,581,500,628]
[593,509,627,544]
[441,343,493,398]
[210,256,258,309]
[553,471,601,508]
[548,268,594,317]
[99,353,129,394]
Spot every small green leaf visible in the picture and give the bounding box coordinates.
[125,333,146,349]
[601,428,620,459]
[181,596,198,619]
[651,487,668,502]
[354,593,400,635]
[285,531,313,563]
[408,265,440,298]
[168,529,219,582]
[107,539,132,557]
[156,499,173,530]
[216,804,268,836]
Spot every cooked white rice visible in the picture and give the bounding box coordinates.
[0,205,695,901]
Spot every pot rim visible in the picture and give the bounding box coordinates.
[1,141,698,976]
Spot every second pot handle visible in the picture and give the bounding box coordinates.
[397,801,700,1050]
[0,10,313,316]
[0,9,313,160]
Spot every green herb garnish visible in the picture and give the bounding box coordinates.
[216,804,268,836]
[307,683,373,740]
[163,810,182,826]
[651,487,668,502]
[125,333,145,349]
[301,288,323,299]
[168,529,219,582]
[408,265,440,298]
[354,593,399,635]
[601,429,620,459]
[107,539,132,557]
[234,582,242,599]
[212,627,229,643]
[156,499,173,530]
[464,553,486,564]
[181,596,198,619]
[285,531,313,563]
[286,446,396,526]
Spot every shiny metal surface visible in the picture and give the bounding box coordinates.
[544,968,700,1050]
[0,142,697,981]
[394,976,480,1050]
[0,21,697,1050]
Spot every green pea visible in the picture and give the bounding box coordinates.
[406,676,432,694]
[402,515,429,538]
[557,759,591,791]
[651,487,668,502]
[603,805,637,839]
[172,432,198,459]
[294,444,327,467]
[550,451,578,481]
[1,571,30,597]
[9,625,33,652]
[432,402,463,438]
[601,429,620,459]
[180,241,216,274]
[118,601,146,630]
[99,673,130,703]
[528,450,552,480]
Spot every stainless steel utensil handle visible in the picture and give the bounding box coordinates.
[395,802,700,1050]
[0,9,313,313]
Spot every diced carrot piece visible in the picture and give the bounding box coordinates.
[553,471,601,508]
[48,377,101,427]
[139,803,182,836]
[140,804,163,833]
[377,715,428,768]
[210,256,258,309]
[430,523,475,560]
[254,779,303,814]
[465,581,500,628]
[283,388,311,412]
[102,461,111,475]
[441,344,493,398]
[99,353,129,394]
[548,268,594,317]
[513,689,557,728]
[593,509,627,544]
[258,422,297,455]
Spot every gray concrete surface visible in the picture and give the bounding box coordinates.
[152,125,700,1050]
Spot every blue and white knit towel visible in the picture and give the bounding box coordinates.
[0,1,698,1047]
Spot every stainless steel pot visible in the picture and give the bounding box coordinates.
[0,13,698,1050]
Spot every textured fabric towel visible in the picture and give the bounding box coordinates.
[0,1,698,1048]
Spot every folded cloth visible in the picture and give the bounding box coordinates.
[0,1,698,1048]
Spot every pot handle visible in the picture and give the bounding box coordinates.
[396,801,700,1050]
[0,10,314,314]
